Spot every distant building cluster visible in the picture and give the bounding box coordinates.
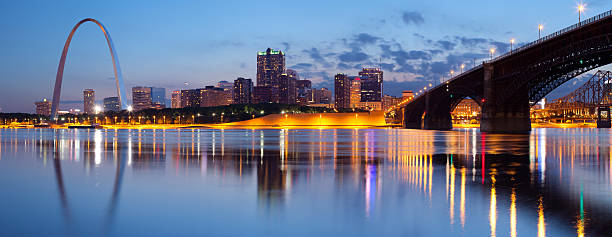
[451,98,481,123]
[33,47,414,114]
[334,68,394,111]
[169,48,331,109]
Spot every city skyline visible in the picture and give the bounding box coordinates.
[2,0,612,112]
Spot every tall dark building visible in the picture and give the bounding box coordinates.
[296,79,312,105]
[279,73,297,104]
[83,89,95,114]
[256,48,285,103]
[180,89,201,108]
[359,68,383,102]
[233,77,253,104]
[103,97,120,112]
[334,73,351,109]
[313,88,332,104]
[257,48,285,87]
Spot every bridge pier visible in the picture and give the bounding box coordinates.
[423,112,452,130]
[480,63,531,133]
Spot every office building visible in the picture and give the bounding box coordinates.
[334,73,351,109]
[313,87,332,104]
[200,86,232,107]
[382,95,402,111]
[257,48,285,87]
[359,68,383,102]
[150,87,166,107]
[217,81,234,90]
[349,76,362,108]
[171,90,181,108]
[233,78,253,104]
[180,89,201,108]
[279,73,297,104]
[132,86,152,111]
[83,89,95,114]
[35,99,52,116]
[103,97,120,112]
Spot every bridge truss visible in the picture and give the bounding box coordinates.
[546,70,612,110]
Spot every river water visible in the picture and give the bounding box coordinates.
[0,128,610,236]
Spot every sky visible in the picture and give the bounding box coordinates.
[1,0,611,113]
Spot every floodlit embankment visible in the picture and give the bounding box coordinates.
[216,112,387,127]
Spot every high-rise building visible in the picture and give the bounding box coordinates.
[103,97,120,112]
[349,76,362,108]
[296,79,312,105]
[132,87,152,111]
[233,78,253,104]
[313,87,332,104]
[83,89,95,114]
[150,87,166,107]
[279,73,297,104]
[253,86,278,104]
[334,73,351,109]
[257,48,285,87]
[171,90,182,108]
[35,99,52,116]
[359,68,383,102]
[180,89,201,108]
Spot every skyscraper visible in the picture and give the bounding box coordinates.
[83,89,95,114]
[279,73,297,104]
[233,78,253,104]
[349,76,362,108]
[150,87,166,107]
[103,97,120,112]
[171,90,182,108]
[35,99,51,116]
[132,86,152,111]
[334,73,351,109]
[257,48,285,87]
[256,48,285,103]
[253,86,277,104]
[359,68,383,102]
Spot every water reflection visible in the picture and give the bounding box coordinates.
[0,128,611,236]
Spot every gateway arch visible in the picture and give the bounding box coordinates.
[50,18,128,120]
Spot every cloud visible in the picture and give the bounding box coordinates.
[354,33,380,45]
[436,40,456,50]
[402,11,425,25]
[338,51,369,63]
[302,48,332,67]
[455,36,488,48]
[282,42,290,52]
[289,63,314,70]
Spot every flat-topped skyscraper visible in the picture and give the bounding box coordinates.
[83,89,95,114]
[256,48,285,103]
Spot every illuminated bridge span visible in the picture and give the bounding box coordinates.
[401,10,612,133]
[50,18,128,120]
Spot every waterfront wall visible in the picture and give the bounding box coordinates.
[221,112,386,127]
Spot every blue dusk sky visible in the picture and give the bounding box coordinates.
[1,0,611,112]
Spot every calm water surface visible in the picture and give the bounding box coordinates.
[0,128,611,236]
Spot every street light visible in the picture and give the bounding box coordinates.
[450,70,455,78]
[510,38,515,52]
[577,3,586,24]
[489,48,495,60]
[94,105,102,114]
[538,24,544,39]
[460,64,465,73]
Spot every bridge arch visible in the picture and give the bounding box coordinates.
[50,18,128,120]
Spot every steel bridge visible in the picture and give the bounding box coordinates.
[535,70,612,127]
[399,10,612,133]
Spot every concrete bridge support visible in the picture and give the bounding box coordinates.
[423,112,452,130]
[480,64,531,133]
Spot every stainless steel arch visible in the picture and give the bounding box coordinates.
[50,18,128,120]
